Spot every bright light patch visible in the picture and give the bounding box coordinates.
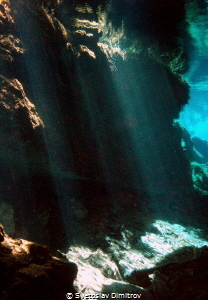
[97,42,126,60]
[141,220,208,257]
[66,247,121,294]
[65,220,208,293]
[97,8,126,63]
[179,94,208,141]
[193,119,208,140]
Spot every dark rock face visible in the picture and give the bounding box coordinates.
[149,246,208,300]
[0,224,77,300]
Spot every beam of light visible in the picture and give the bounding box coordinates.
[13,8,79,242]
[57,4,112,183]
[58,1,191,217]
[110,57,181,199]
[74,60,119,188]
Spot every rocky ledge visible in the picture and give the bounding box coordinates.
[0,224,77,300]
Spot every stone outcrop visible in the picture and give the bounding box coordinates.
[191,163,208,195]
[0,224,77,300]
[0,75,43,129]
[149,245,208,300]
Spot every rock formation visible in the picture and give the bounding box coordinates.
[0,224,77,300]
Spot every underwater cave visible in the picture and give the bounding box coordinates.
[0,0,208,299]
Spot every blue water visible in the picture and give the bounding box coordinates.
[179,89,208,141]
[179,5,208,141]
